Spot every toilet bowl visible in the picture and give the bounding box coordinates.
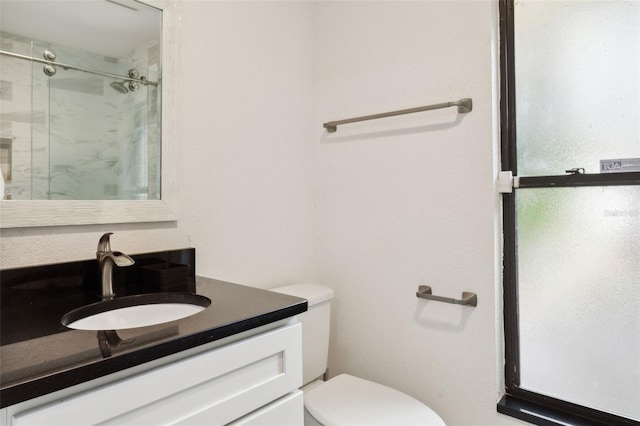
[271,283,445,426]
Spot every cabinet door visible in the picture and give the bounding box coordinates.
[10,323,302,426]
[229,390,303,426]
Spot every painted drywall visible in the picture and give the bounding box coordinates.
[313,1,518,425]
[176,0,318,286]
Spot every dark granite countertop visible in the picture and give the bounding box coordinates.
[0,249,307,408]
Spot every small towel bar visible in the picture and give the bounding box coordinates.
[416,285,477,307]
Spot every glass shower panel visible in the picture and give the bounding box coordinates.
[31,41,161,200]
[514,1,640,176]
[47,66,119,199]
[0,44,34,200]
[30,48,51,200]
[517,186,640,420]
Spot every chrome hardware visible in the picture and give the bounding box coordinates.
[127,81,139,92]
[43,64,57,76]
[97,232,135,299]
[42,50,57,76]
[416,285,477,307]
[128,68,139,78]
[43,49,56,61]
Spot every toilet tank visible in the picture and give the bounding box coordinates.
[270,283,334,386]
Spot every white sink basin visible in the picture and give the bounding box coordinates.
[61,293,211,330]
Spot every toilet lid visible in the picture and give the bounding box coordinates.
[304,374,446,426]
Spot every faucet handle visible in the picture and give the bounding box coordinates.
[97,232,113,253]
[111,251,135,267]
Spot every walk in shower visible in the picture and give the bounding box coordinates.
[0,0,162,201]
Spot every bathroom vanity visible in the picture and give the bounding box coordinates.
[0,249,307,425]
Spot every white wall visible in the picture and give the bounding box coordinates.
[176,0,318,286]
[1,1,524,424]
[313,1,518,425]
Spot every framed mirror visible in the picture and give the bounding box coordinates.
[0,0,178,228]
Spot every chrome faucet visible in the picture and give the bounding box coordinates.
[97,232,135,299]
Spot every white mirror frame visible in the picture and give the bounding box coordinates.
[0,0,178,228]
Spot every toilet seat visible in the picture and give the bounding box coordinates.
[304,374,446,426]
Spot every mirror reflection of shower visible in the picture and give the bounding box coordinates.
[0,39,161,200]
[0,0,163,201]
[29,47,153,93]
[5,48,152,95]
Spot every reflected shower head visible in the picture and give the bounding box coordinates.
[110,81,129,94]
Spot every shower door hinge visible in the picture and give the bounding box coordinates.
[497,171,519,193]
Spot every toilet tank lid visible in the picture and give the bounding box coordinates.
[270,283,334,306]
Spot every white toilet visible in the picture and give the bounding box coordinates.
[271,283,446,426]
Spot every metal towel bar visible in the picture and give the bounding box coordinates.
[323,98,472,133]
[416,285,477,307]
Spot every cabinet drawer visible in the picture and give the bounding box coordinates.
[11,323,302,426]
[229,390,303,426]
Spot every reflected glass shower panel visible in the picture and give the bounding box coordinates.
[33,40,160,200]
[47,66,119,199]
[0,49,34,200]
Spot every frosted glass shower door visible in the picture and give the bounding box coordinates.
[517,186,640,420]
[501,1,640,422]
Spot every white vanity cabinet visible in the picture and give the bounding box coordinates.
[1,322,303,426]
